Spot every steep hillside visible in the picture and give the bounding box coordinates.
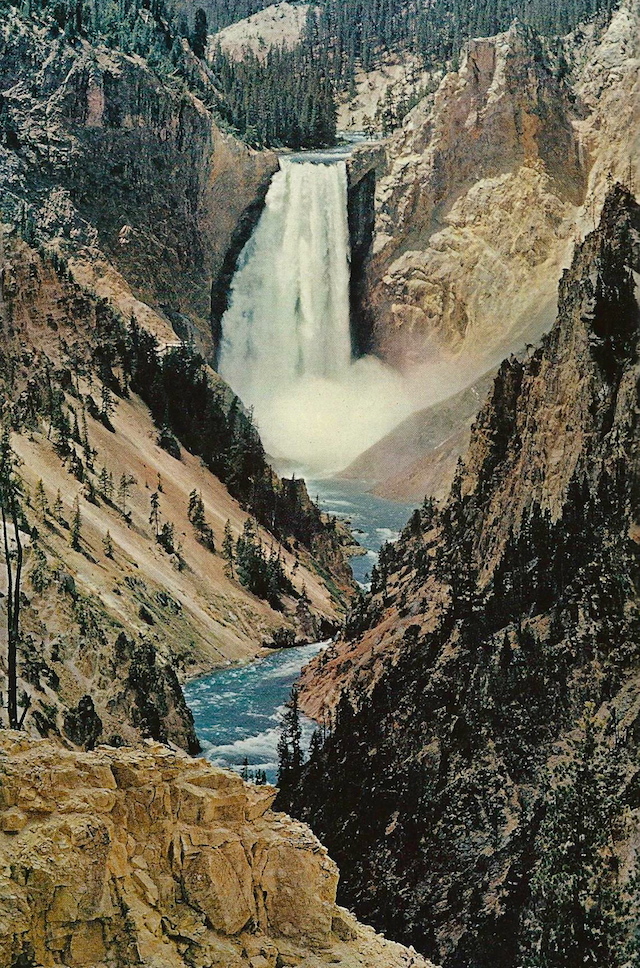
[355,2,640,372]
[0,228,351,752]
[339,368,496,503]
[214,1,310,60]
[0,8,277,358]
[0,733,434,968]
[286,185,640,966]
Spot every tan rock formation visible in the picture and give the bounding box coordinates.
[0,733,434,968]
[213,2,310,61]
[358,2,640,374]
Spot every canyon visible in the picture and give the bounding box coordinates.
[1,0,639,964]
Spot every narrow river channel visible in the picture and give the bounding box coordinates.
[184,479,416,782]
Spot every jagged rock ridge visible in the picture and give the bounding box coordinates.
[353,2,640,374]
[287,186,640,967]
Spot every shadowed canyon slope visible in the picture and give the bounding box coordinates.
[289,185,640,966]
[0,11,277,357]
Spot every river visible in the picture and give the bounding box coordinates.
[186,139,417,781]
[184,478,416,782]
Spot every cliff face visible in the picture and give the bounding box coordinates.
[0,11,277,357]
[0,733,434,968]
[358,3,640,372]
[288,186,640,966]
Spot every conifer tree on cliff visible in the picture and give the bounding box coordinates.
[277,686,303,790]
[523,704,632,968]
[191,8,207,59]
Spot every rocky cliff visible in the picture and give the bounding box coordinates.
[355,2,640,374]
[0,9,277,357]
[0,733,434,968]
[287,185,640,966]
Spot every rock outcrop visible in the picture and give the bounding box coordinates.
[0,10,277,357]
[287,186,640,966]
[357,2,640,373]
[0,733,433,968]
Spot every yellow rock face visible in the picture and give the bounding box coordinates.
[0,734,434,968]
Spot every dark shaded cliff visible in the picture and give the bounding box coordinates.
[284,186,640,967]
[346,145,385,357]
[0,9,277,358]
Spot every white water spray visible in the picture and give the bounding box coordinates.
[219,156,412,474]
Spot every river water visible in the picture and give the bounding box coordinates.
[184,478,416,781]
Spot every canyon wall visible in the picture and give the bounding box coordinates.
[0,226,349,754]
[356,3,640,375]
[290,185,640,966]
[0,12,277,357]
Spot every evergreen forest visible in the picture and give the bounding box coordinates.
[0,0,620,148]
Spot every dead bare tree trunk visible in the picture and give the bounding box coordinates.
[1,500,17,729]
[1,425,23,731]
[10,493,22,729]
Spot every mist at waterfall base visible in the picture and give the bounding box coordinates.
[218,155,416,475]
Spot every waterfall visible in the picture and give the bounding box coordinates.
[219,159,352,400]
[219,155,412,474]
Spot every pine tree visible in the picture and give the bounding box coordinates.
[191,7,207,58]
[53,489,63,521]
[99,466,112,500]
[103,530,114,559]
[222,519,234,577]
[277,686,303,789]
[149,490,161,537]
[523,705,631,968]
[29,543,50,594]
[101,383,115,424]
[71,496,82,550]
[118,473,136,517]
[34,479,48,520]
[158,520,175,554]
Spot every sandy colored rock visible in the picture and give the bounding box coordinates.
[0,734,435,968]
[357,2,640,378]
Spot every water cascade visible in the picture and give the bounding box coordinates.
[218,154,412,474]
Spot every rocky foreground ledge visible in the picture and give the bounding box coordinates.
[0,734,433,968]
